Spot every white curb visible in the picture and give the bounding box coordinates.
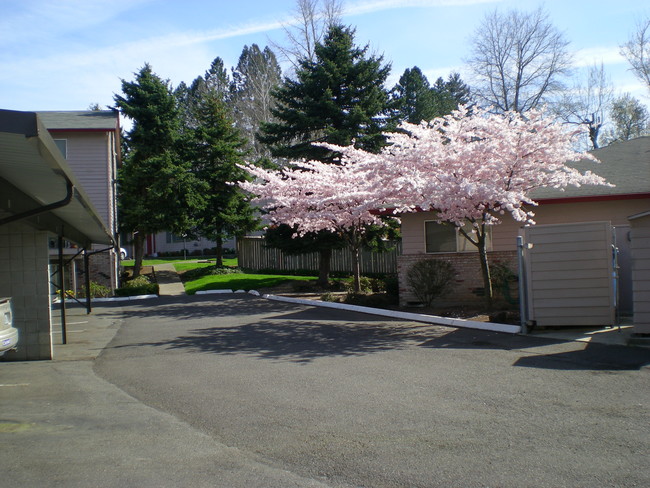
[195,289,234,295]
[56,294,159,303]
[261,293,521,334]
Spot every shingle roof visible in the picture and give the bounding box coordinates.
[532,136,650,200]
[37,110,118,131]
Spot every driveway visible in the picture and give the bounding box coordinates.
[93,294,650,488]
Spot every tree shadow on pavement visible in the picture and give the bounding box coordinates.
[117,319,450,363]
[93,294,384,323]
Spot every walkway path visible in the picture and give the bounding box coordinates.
[152,263,186,296]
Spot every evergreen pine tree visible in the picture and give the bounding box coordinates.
[390,67,438,124]
[259,24,391,164]
[115,64,204,276]
[183,91,258,266]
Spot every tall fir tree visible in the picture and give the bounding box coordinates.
[259,24,391,164]
[258,24,392,284]
[389,67,438,124]
[431,72,473,115]
[181,90,258,266]
[115,64,204,276]
[390,69,473,125]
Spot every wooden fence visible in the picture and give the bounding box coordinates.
[238,236,400,275]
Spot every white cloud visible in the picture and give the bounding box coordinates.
[345,0,502,16]
[572,46,626,68]
[0,0,154,44]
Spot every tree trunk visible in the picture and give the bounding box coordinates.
[132,232,145,278]
[215,235,223,267]
[317,248,332,286]
[351,245,361,293]
[477,228,493,309]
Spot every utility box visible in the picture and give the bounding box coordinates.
[522,221,616,327]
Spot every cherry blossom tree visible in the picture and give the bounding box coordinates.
[239,157,394,292]
[241,106,609,305]
[337,106,609,305]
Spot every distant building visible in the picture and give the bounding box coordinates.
[38,110,121,290]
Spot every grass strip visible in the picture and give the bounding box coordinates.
[184,273,317,295]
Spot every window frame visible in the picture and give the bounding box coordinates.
[423,220,492,254]
[53,139,67,159]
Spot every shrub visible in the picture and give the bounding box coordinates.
[406,259,455,307]
[489,262,518,305]
[77,281,111,298]
[342,276,386,293]
[181,265,243,282]
[115,275,158,297]
[382,274,399,297]
[343,292,397,308]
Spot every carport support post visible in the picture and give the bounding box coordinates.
[517,236,528,335]
[58,229,67,344]
[84,249,91,314]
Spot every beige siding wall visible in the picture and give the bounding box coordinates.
[401,198,650,254]
[54,131,113,229]
[524,221,614,327]
[630,214,650,334]
[50,130,119,289]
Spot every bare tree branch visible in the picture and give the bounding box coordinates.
[467,7,572,114]
[555,63,614,149]
[621,17,650,93]
[271,0,343,72]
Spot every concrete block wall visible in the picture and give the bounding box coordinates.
[0,222,53,361]
[397,251,519,307]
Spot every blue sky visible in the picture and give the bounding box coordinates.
[1,0,649,113]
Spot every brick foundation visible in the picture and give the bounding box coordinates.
[398,251,519,308]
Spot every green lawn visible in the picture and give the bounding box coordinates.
[183,273,317,295]
[173,262,223,272]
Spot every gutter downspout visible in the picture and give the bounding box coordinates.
[0,179,74,227]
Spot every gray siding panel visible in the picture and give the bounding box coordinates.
[630,214,650,333]
[524,221,615,327]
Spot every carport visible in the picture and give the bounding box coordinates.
[0,109,113,360]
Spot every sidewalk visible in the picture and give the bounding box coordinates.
[153,263,186,296]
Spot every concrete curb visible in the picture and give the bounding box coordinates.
[195,289,249,295]
[259,292,521,334]
[93,294,159,302]
[54,294,159,304]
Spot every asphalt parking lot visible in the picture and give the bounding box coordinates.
[2,294,650,487]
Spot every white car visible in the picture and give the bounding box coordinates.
[0,297,18,357]
[120,248,128,260]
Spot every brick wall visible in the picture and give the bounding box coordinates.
[0,222,53,360]
[398,251,519,307]
[87,250,117,289]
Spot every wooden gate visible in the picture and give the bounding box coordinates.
[522,221,615,327]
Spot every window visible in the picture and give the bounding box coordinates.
[53,139,67,159]
[166,232,186,244]
[166,233,201,244]
[424,221,492,253]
